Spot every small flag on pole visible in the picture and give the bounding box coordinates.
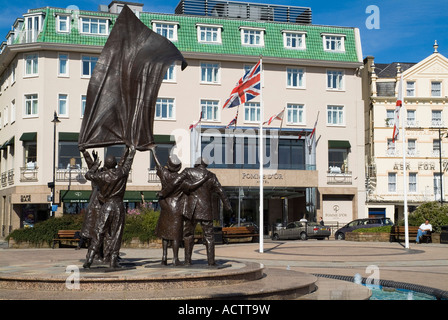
[263,109,284,125]
[189,111,202,130]
[226,109,239,129]
[392,75,403,142]
[222,60,261,109]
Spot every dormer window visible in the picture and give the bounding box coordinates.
[196,24,222,44]
[322,33,345,52]
[240,27,265,47]
[152,21,178,41]
[80,17,109,35]
[283,31,306,50]
[56,15,70,33]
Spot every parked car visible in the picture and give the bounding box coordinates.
[272,221,331,240]
[334,217,394,240]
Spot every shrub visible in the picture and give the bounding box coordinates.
[122,203,160,243]
[6,214,83,245]
[407,201,448,233]
[352,226,392,233]
[6,202,161,246]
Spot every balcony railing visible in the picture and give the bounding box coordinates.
[327,168,352,185]
[20,167,39,182]
[148,169,161,183]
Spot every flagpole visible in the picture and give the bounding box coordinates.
[259,56,264,254]
[399,75,409,249]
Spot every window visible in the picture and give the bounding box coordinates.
[433,139,441,156]
[197,25,222,43]
[24,142,37,165]
[24,94,38,117]
[82,56,98,77]
[24,53,38,76]
[155,98,175,120]
[327,70,344,90]
[327,105,344,126]
[283,31,306,50]
[3,107,8,126]
[163,64,175,82]
[58,53,69,76]
[11,100,15,123]
[388,172,397,193]
[387,139,395,156]
[278,139,305,170]
[57,15,70,33]
[407,110,416,127]
[152,21,178,41]
[386,110,395,127]
[81,95,86,117]
[25,14,43,42]
[244,102,260,123]
[286,104,304,124]
[406,81,415,97]
[323,34,345,52]
[201,100,220,121]
[287,68,305,88]
[58,141,81,169]
[407,139,417,156]
[80,17,108,35]
[329,147,349,172]
[200,62,220,84]
[409,173,417,193]
[58,94,68,117]
[431,110,442,127]
[431,81,442,97]
[434,173,442,200]
[241,27,264,46]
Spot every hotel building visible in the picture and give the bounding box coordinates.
[364,42,448,221]
[0,0,365,238]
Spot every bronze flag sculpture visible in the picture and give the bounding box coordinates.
[78,5,187,151]
[78,6,187,268]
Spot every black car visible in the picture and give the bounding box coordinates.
[334,217,394,240]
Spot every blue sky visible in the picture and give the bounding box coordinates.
[1,0,446,63]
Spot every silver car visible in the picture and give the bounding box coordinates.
[272,221,331,240]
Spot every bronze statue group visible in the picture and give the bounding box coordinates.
[79,145,232,269]
[76,5,231,269]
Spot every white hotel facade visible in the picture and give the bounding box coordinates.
[364,42,448,221]
[0,0,365,238]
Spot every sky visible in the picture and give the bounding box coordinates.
[0,0,447,64]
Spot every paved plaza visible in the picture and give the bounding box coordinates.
[0,239,447,300]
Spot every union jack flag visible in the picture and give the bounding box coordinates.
[222,60,261,109]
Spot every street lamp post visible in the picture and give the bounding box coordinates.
[50,111,60,216]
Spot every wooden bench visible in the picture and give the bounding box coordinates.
[222,226,259,244]
[52,230,81,249]
[390,226,432,243]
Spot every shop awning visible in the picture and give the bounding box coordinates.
[60,190,159,203]
[20,132,37,141]
[59,132,79,141]
[0,136,14,150]
[328,140,351,148]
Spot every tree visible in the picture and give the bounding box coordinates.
[408,202,448,233]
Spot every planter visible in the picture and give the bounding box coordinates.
[345,232,391,242]
[121,238,162,249]
[8,238,51,249]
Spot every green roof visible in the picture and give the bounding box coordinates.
[23,7,360,63]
